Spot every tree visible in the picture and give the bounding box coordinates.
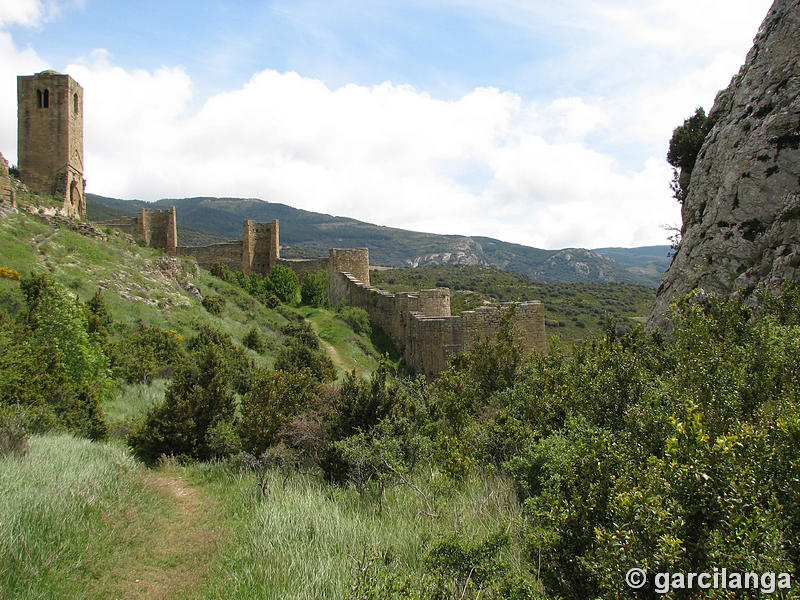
[268,264,299,303]
[667,107,714,204]
[300,270,328,307]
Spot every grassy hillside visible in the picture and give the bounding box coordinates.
[87,193,669,286]
[371,264,655,343]
[1,194,384,381]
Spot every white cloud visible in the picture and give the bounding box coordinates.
[0,0,84,28]
[0,31,48,162]
[60,52,679,249]
[2,0,773,249]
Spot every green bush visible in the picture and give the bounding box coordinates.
[268,264,299,303]
[109,325,186,384]
[201,294,225,315]
[128,344,238,463]
[275,322,336,383]
[336,305,371,335]
[0,274,110,440]
[300,270,328,307]
[242,327,266,353]
[238,368,320,455]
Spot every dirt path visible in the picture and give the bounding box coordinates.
[108,470,222,600]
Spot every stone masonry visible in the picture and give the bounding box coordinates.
[17,71,86,219]
[329,271,546,376]
[99,207,545,375]
[97,207,178,255]
[0,152,14,209]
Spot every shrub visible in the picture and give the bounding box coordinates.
[268,264,299,303]
[0,406,29,457]
[336,305,371,335]
[300,270,328,307]
[128,344,238,462]
[275,321,335,382]
[0,274,111,440]
[110,325,186,384]
[201,294,225,315]
[243,327,266,353]
[238,368,320,455]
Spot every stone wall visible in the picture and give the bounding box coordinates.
[17,71,85,219]
[275,257,331,279]
[96,206,177,255]
[330,271,546,376]
[178,241,243,269]
[0,152,14,208]
[242,219,279,274]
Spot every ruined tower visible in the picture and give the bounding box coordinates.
[242,219,279,274]
[17,71,86,219]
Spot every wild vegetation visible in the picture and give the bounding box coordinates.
[2,190,799,598]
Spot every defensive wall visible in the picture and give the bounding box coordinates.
[329,271,546,376]
[97,206,545,376]
[97,207,178,255]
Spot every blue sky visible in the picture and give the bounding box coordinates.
[0,0,773,248]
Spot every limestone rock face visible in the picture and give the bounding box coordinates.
[649,0,800,328]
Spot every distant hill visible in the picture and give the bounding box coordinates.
[86,193,670,286]
[86,194,230,247]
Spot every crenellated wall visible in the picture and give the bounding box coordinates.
[329,271,546,376]
[97,206,177,255]
[96,207,545,376]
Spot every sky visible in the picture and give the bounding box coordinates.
[0,0,774,249]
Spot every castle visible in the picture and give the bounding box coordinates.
[97,206,547,376]
[11,70,546,376]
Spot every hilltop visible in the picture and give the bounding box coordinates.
[87,193,670,286]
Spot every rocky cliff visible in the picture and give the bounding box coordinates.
[649,0,800,327]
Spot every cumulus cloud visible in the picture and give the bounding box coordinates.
[60,52,678,249]
[2,0,773,249]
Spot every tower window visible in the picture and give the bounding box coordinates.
[36,89,42,108]
[73,93,79,114]
[41,89,49,108]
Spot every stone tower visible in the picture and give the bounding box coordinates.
[17,71,86,219]
[242,219,279,274]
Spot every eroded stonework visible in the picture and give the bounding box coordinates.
[17,71,86,220]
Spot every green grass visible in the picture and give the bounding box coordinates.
[103,379,168,437]
[0,434,173,599]
[298,305,390,378]
[0,433,526,600]
[183,462,523,599]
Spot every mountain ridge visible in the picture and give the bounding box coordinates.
[87,193,670,286]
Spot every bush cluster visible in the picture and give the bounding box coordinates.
[0,274,111,440]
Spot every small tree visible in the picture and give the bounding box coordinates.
[667,107,714,204]
[300,270,328,307]
[268,264,299,303]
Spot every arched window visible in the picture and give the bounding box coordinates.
[73,93,79,115]
[42,89,49,108]
[37,89,42,108]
